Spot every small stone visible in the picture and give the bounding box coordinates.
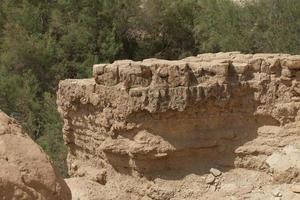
[271,188,282,197]
[95,170,107,185]
[205,174,215,184]
[93,64,107,76]
[291,185,300,193]
[157,67,169,78]
[238,185,253,195]
[220,183,238,195]
[154,153,168,158]
[280,76,292,81]
[141,196,152,200]
[210,168,222,177]
[78,171,85,177]
[71,163,78,171]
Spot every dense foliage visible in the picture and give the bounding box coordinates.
[0,0,299,176]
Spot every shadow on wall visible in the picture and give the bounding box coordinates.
[105,87,280,181]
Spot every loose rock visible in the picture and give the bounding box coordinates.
[210,168,222,177]
[206,174,216,184]
[291,185,300,193]
[271,188,282,197]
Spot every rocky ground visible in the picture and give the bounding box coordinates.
[57,52,300,199]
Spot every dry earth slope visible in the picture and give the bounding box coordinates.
[58,52,300,200]
[0,110,71,200]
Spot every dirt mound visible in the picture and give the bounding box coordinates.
[58,52,300,199]
[0,111,71,200]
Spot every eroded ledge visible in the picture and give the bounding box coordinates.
[58,52,300,200]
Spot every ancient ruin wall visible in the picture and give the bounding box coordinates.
[57,52,300,199]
